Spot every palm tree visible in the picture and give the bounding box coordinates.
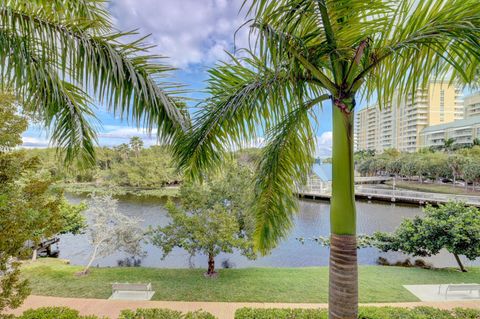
[129,136,144,158]
[443,138,456,153]
[0,0,186,165]
[173,1,479,317]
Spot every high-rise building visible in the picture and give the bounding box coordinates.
[355,82,464,152]
[464,92,480,118]
[420,92,480,148]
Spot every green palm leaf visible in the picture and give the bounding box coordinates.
[0,0,186,164]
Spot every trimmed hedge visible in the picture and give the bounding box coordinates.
[234,307,480,319]
[17,307,102,319]
[118,308,216,319]
[6,306,480,319]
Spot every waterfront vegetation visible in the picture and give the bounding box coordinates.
[1,0,480,317]
[151,162,257,276]
[21,259,480,303]
[356,148,480,191]
[374,202,480,272]
[24,143,261,200]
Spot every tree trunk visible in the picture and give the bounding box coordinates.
[207,253,215,275]
[453,253,467,272]
[31,248,37,262]
[83,245,98,274]
[329,103,358,319]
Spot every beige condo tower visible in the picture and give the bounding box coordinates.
[355,81,464,152]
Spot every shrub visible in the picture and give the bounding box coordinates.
[119,308,216,319]
[235,308,327,319]
[18,307,101,319]
[235,307,480,319]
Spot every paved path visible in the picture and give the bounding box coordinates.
[6,296,480,319]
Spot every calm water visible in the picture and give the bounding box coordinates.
[58,194,480,269]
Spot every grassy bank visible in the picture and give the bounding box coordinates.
[386,180,480,196]
[21,259,480,303]
[58,183,179,200]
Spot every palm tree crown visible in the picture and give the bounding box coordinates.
[175,0,479,250]
[173,1,479,317]
[0,0,187,165]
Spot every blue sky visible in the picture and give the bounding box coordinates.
[21,0,344,156]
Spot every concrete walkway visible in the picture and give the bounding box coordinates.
[6,296,480,319]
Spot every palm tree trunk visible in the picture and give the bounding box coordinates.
[329,103,358,319]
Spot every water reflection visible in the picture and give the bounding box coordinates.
[59,195,480,269]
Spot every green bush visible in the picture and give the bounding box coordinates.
[235,307,480,319]
[119,308,216,319]
[234,308,327,319]
[18,307,100,319]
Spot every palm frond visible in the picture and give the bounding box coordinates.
[254,97,325,253]
[0,30,98,165]
[0,1,186,163]
[173,52,324,179]
[356,0,480,104]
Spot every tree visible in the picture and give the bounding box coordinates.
[374,202,480,272]
[462,160,480,191]
[129,137,144,158]
[172,1,480,317]
[0,1,186,165]
[151,163,256,276]
[0,152,82,311]
[31,192,87,261]
[0,93,28,151]
[448,154,466,187]
[82,194,145,275]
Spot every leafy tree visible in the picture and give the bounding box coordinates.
[172,0,480,316]
[82,194,145,274]
[151,163,256,276]
[0,93,28,150]
[0,152,84,311]
[462,160,480,191]
[374,202,480,272]
[448,154,466,187]
[0,0,185,164]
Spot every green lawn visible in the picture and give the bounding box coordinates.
[21,259,480,303]
[386,180,480,196]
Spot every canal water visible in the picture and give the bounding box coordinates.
[58,194,480,269]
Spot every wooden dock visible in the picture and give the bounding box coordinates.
[298,185,480,207]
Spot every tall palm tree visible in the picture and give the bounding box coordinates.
[173,0,479,318]
[129,136,144,158]
[0,0,186,165]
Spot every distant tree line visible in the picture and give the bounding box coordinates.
[26,137,182,188]
[356,147,480,188]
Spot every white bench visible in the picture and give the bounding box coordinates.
[109,283,155,300]
[444,284,480,299]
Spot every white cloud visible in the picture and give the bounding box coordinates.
[315,131,333,157]
[108,0,251,68]
[98,126,159,147]
[21,136,49,148]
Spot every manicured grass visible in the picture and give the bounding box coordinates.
[21,259,480,303]
[386,180,480,196]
